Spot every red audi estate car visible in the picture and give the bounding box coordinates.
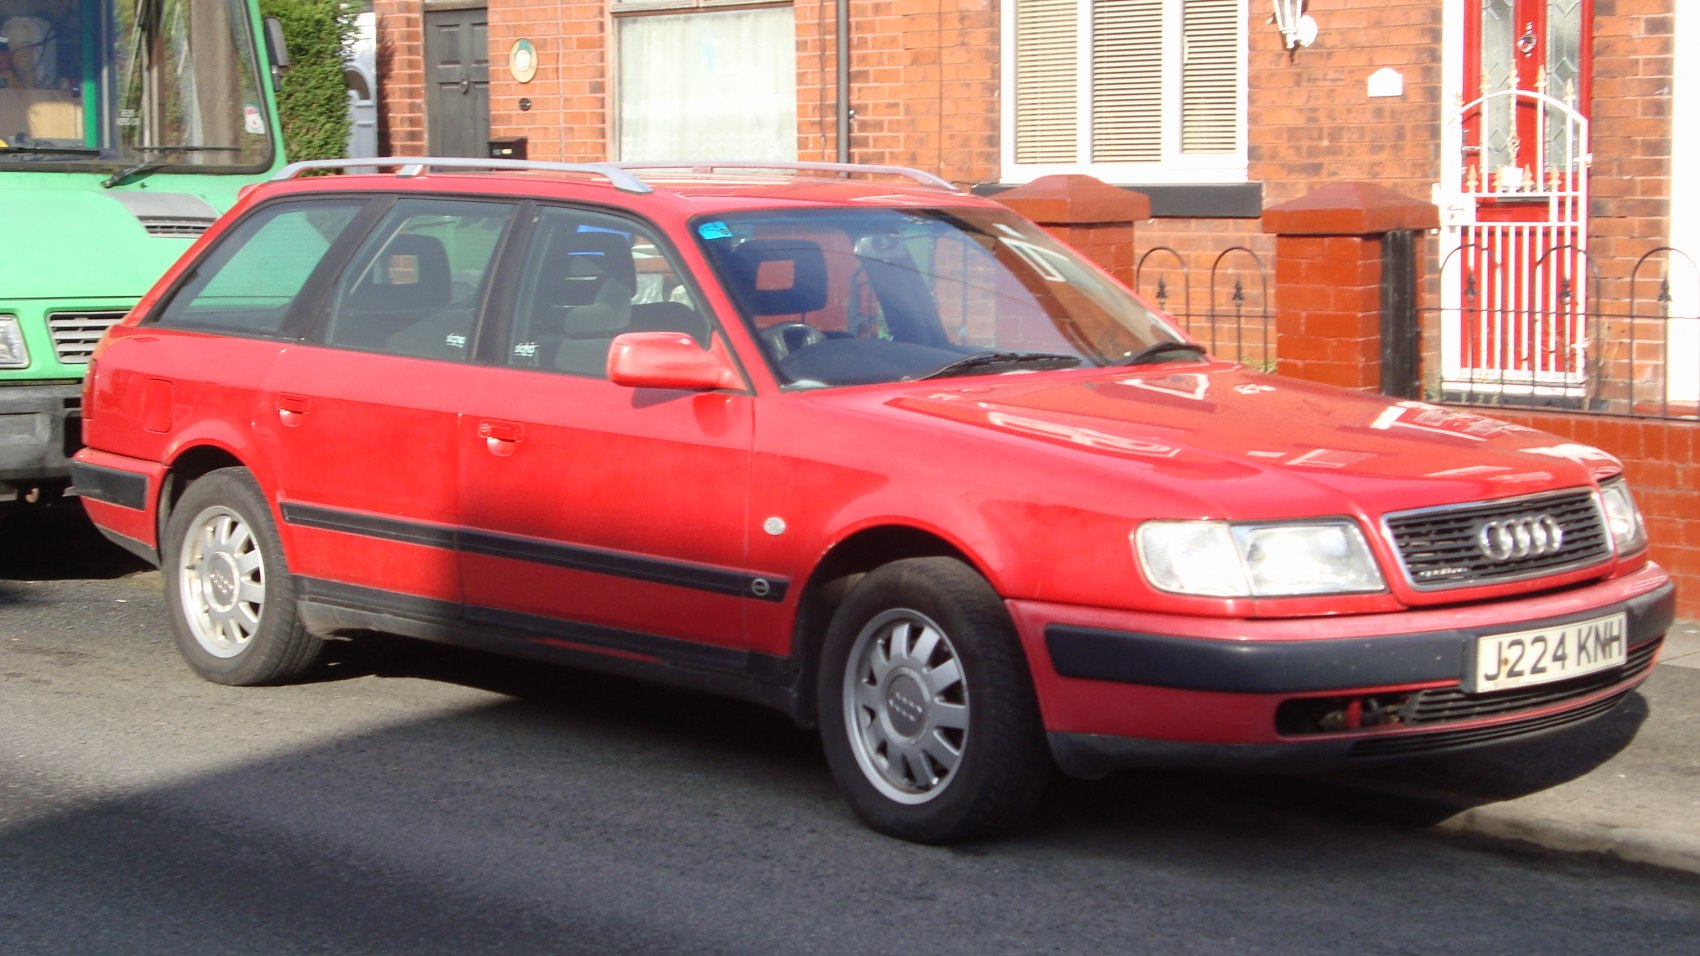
[73,158,1674,842]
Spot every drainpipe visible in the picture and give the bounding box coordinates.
[836,0,850,162]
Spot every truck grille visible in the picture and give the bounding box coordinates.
[1384,489,1611,590]
[48,311,126,365]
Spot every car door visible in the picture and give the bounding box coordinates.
[254,196,517,613]
[457,204,760,664]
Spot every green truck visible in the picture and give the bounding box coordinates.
[1,0,288,503]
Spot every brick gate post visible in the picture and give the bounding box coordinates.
[1261,183,1439,392]
[994,175,1151,286]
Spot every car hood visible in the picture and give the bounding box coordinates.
[0,186,223,300]
[865,364,1620,516]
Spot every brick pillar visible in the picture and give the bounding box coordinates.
[994,176,1151,286]
[1261,184,1438,391]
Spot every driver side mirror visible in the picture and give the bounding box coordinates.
[607,332,742,391]
[264,17,290,90]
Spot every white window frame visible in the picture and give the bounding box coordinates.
[999,0,1248,185]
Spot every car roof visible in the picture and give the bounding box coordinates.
[253,157,1008,216]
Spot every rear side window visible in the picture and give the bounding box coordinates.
[155,200,365,335]
[321,198,515,362]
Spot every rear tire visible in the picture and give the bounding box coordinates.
[162,468,321,685]
[817,558,1051,843]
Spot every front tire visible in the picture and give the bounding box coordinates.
[162,468,321,685]
[818,558,1051,842]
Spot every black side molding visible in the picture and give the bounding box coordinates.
[70,460,149,511]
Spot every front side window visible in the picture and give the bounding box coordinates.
[1002,0,1245,184]
[322,198,514,361]
[154,199,364,334]
[613,1,797,161]
[507,205,706,377]
[695,206,1185,388]
[0,0,276,171]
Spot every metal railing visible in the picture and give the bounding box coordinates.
[1423,245,1700,421]
[1133,245,1274,372]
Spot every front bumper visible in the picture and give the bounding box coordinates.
[1008,566,1675,778]
[0,381,83,487]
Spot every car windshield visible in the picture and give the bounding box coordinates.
[694,206,1193,388]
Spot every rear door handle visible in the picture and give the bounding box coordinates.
[277,393,310,424]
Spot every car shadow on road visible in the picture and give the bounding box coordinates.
[0,498,152,581]
[303,625,1651,849]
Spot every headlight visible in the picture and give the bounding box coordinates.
[1598,478,1648,555]
[1135,519,1386,597]
[0,315,29,368]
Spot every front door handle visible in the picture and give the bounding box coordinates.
[479,419,523,456]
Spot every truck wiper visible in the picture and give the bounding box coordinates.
[1114,341,1209,366]
[913,350,1082,381]
[101,144,239,188]
[0,145,102,156]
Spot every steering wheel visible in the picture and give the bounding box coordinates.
[760,322,826,360]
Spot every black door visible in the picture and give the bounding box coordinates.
[424,7,490,157]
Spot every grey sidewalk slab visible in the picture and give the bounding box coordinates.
[1332,620,1700,876]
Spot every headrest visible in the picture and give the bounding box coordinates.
[726,239,827,316]
[354,233,451,310]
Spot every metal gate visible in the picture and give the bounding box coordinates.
[1438,82,1590,400]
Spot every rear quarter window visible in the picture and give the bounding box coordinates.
[154,200,366,335]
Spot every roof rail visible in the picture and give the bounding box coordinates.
[270,157,654,194]
[610,160,961,192]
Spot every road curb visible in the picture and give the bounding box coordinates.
[1433,805,1700,877]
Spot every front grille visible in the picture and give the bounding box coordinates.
[1403,636,1660,724]
[1346,689,1630,760]
[48,311,126,365]
[1384,489,1611,590]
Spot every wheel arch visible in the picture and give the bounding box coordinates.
[785,524,988,727]
[158,444,251,542]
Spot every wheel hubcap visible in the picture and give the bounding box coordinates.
[178,506,266,659]
[843,609,970,805]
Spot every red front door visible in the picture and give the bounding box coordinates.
[1445,0,1593,396]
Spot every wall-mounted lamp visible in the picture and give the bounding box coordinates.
[1271,0,1318,52]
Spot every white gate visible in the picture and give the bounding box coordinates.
[1437,81,1591,399]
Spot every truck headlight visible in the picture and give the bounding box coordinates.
[1598,478,1648,555]
[1135,519,1386,597]
[0,315,29,368]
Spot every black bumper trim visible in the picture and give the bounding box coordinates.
[1044,580,1676,694]
[69,460,149,511]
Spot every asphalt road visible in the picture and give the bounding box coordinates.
[2,503,1697,955]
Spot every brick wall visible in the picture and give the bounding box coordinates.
[794,0,1001,183]
[1247,1,1444,208]
[487,1,604,162]
[372,0,425,156]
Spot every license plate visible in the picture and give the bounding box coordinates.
[1469,612,1628,694]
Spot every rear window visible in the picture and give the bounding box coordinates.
[154,200,366,335]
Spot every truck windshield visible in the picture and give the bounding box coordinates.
[0,0,274,172]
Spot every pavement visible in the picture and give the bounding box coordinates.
[1330,619,1700,877]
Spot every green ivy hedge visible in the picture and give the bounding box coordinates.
[260,0,359,162]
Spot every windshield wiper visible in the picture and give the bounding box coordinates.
[0,145,101,157]
[1114,341,1209,366]
[101,144,239,188]
[912,350,1082,381]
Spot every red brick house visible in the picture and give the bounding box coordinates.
[369,0,1697,612]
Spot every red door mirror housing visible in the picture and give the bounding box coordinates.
[607,332,742,391]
